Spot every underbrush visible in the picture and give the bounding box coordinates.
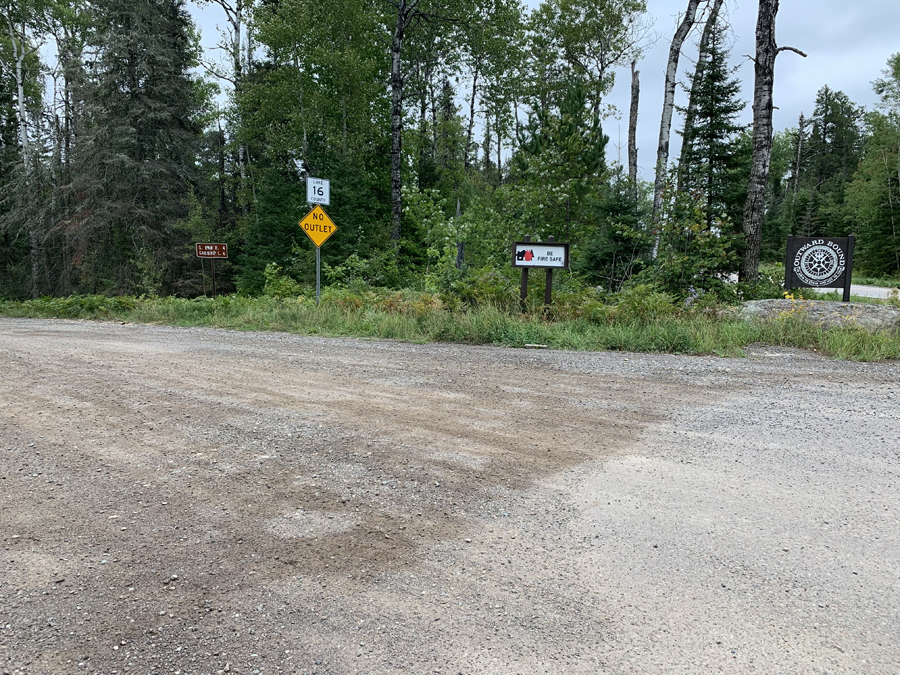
[851,275,900,288]
[2,289,899,361]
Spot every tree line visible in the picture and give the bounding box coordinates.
[2,0,899,300]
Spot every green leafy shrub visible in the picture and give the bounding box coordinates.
[637,177,740,298]
[263,263,305,298]
[322,252,401,292]
[9,295,137,318]
[610,284,678,321]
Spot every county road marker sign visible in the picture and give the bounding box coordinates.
[299,205,338,247]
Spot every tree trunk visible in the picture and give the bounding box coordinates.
[740,0,805,280]
[430,79,438,161]
[464,64,481,172]
[651,0,702,258]
[677,0,724,190]
[742,0,776,273]
[213,0,249,216]
[496,120,502,185]
[793,112,805,194]
[417,62,430,189]
[293,52,309,170]
[390,7,406,244]
[628,60,640,191]
[9,19,44,297]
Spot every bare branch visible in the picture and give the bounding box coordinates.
[777,45,807,58]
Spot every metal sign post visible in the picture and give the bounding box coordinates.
[299,204,338,305]
[784,235,855,302]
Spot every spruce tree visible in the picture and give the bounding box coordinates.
[676,17,746,230]
[800,86,864,236]
[70,0,201,293]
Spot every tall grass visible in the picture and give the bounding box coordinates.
[1,294,899,361]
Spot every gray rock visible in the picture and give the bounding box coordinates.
[736,299,900,332]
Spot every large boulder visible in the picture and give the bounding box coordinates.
[737,299,900,332]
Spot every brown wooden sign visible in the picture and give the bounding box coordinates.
[784,235,855,302]
[196,243,228,259]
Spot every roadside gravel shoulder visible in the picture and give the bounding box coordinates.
[0,319,897,674]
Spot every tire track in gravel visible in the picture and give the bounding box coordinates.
[3,319,895,674]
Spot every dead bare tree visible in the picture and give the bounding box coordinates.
[651,0,702,258]
[5,9,47,296]
[739,0,806,281]
[198,0,252,215]
[628,59,640,191]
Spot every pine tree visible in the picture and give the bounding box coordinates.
[69,0,202,293]
[800,86,864,236]
[676,16,746,230]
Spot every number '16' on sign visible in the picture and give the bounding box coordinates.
[307,177,330,205]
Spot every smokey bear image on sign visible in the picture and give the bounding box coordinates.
[784,235,856,302]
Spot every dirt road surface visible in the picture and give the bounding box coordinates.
[1,318,898,675]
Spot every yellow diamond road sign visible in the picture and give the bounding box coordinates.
[299,205,337,247]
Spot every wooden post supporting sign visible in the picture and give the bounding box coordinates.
[195,243,228,298]
[519,235,530,312]
[512,235,569,312]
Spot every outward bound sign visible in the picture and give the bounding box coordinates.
[195,243,228,259]
[299,205,338,248]
[512,242,569,269]
[784,235,856,302]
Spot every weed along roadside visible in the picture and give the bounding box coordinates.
[1,288,899,361]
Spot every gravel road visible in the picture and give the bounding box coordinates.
[1,318,898,675]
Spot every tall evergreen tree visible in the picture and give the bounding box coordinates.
[676,14,747,229]
[846,55,900,275]
[788,86,864,237]
[69,0,202,293]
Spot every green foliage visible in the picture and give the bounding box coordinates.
[677,15,748,230]
[6,0,900,301]
[524,0,648,115]
[499,80,609,250]
[0,294,137,318]
[573,169,651,291]
[262,263,305,298]
[322,252,400,291]
[608,284,677,321]
[767,87,865,253]
[637,175,740,298]
[68,0,203,294]
[5,292,900,361]
[845,112,900,275]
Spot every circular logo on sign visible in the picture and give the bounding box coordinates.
[792,240,846,287]
[799,245,839,281]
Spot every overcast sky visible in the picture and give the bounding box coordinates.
[188,0,900,178]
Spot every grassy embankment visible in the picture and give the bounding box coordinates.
[1,292,899,361]
[848,275,900,288]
